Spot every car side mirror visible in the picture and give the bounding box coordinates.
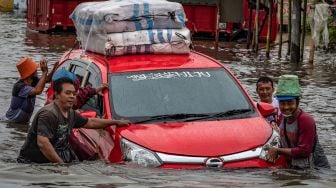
[80,110,97,118]
[257,102,276,117]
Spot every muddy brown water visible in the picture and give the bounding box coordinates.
[0,12,335,187]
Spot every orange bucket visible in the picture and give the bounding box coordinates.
[16,57,39,80]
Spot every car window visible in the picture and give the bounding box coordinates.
[70,64,86,84]
[64,60,104,115]
[109,68,256,122]
[82,71,100,113]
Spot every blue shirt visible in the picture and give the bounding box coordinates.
[4,80,36,123]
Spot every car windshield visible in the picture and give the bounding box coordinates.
[109,68,256,123]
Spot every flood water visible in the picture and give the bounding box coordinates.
[0,12,336,187]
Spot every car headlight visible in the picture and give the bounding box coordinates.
[259,129,281,161]
[120,138,162,167]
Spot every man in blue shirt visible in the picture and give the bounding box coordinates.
[1,56,58,123]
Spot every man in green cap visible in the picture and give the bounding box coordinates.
[265,75,329,169]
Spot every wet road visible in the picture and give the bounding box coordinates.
[0,11,336,187]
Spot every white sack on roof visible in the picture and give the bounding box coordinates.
[70,0,186,33]
[80,28,191,56]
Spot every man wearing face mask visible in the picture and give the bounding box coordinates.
[265,75,330,169]
[1,56,58,123]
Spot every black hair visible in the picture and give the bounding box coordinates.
[256,76,274,88]
[53,77,74,94]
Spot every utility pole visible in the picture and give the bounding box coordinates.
[290,0,301,63]
[254,0,260,53]
[215,0,221,50]
[247,7,253,49]
[266,0,273,58]
[287,0,292,55]
[278,0,284,58]
[300,0,308,61]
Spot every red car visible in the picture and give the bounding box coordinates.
[48,50,287,169]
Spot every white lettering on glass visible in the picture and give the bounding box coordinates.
[127,71,211,81]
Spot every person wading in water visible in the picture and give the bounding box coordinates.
[17,77,130,163]
[265,75,330,169]
[1,56,58,123]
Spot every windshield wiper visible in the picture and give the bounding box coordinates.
[134,113,210,124]
[134,109,253,124]
[184,108,253,122]
[211,109,253,118]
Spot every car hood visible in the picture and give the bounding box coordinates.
[119,117,272,156]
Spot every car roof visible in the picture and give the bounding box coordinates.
[65,50,223,73]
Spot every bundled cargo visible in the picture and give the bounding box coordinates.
[70,0,186,33]
[70,0,191,56]
[81,28,191,56]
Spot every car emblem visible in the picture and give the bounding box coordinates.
[205,158,223,168]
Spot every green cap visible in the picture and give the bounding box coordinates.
[275,75,302,98]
